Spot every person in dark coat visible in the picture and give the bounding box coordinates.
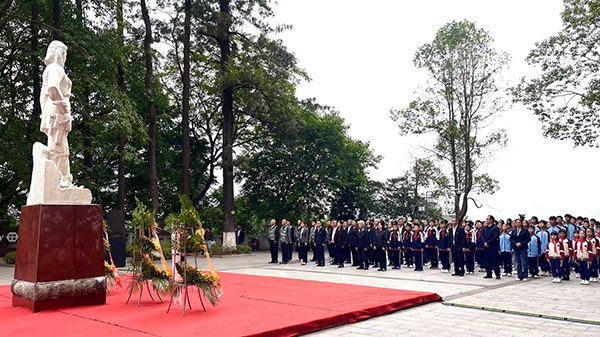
[235,225,245,245]
[367,222,377,267]
[450,218,466,276]
[483,215,501,279]
[510,218,531,280]
[374,223,388,271]
[335,221,348,268]
[314,221,328,267]
[327,221,337,263]
[348,221,359,266]
[356,221,371,270]
[298,222,310,265]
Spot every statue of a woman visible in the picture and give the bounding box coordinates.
[26,40,91,205]
[40,40,74,188]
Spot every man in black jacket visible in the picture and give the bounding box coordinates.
[327,221,337,263]
[510,218,531,281]
[449,218,466,276]
[356,221,370,270]
[483,215,501,279]
[335,222,348,268]
[314,221,328,267]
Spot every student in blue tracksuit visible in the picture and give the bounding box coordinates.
[437,220,450,273]
[403,224,413,267]
[527,226,541,279]
[537,220,551,276]
[464,222,476,274]
[388,223,402,269]
[412,224,425,271]
[499,224,512,276]
[425,221,439,269]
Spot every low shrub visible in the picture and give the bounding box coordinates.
[211,245,252,255]
[236,244,252,254]
[3,251,16,264]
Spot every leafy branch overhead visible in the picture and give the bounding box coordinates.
[512,0,600,147]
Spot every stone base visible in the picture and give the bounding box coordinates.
[13,291,106,313]
[12,204,106,312]
[26,142,92,205]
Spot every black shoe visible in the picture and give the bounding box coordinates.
[279,262,284,264]
[338,265,344,268]
[496,275,501,279]
[414,268,423,271]
[357,266,365,270]
[377,268,384,271]
[365,266,369,270]
[483,275,492,279]
[374,264,379,268]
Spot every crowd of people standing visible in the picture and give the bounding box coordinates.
[266,214,600,285]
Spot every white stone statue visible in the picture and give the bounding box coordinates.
[27,41,92,205]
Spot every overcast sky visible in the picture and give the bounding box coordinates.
[269,0,600,221]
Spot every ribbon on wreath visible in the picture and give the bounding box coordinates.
[151,222,172,274]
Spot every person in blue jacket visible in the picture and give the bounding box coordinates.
[528,226,541,279]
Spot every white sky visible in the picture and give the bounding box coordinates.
[270,0,600,221]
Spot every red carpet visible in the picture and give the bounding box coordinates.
[0,272,441,337]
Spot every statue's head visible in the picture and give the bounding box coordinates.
[44,41,68,67]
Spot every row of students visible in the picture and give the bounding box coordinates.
[266,215,600,285]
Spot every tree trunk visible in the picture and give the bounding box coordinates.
[219,0,235,247]
[141,0,159,211]
[31,0,41,141]
[116,0,126,211]
[52,0,60,40]
[182,0,191,196]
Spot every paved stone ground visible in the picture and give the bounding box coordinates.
[2,251,600,336]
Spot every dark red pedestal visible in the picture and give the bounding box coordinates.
[12,204,106,312]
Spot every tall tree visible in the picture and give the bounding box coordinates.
[52,0,60,40]
[30,0,41,140]
[140,0,159,211]
[216,0,235,246]
[116,0,126,211]
[181,0,191,196]
[513,0,600,147]
[390,20,509,223]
